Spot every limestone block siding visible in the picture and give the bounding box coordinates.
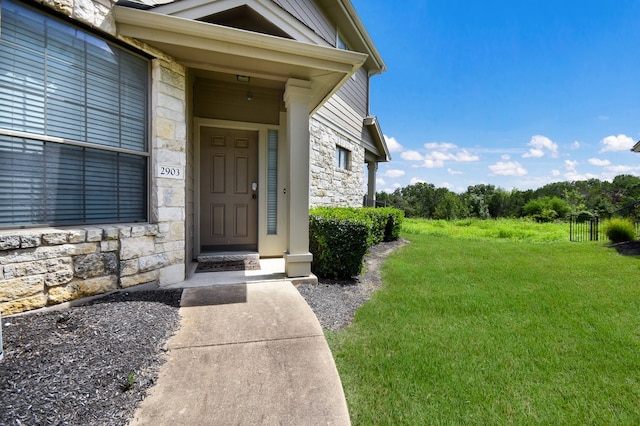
[309,118,365,208]
[0,224,184,315]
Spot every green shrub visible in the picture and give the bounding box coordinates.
[523,197,571,222]
[379,207,404,241]
[309,207,404,279]
[575,211,594,223]
[309,209,371,279]
[361,208,388,245]
[605,218,636,244]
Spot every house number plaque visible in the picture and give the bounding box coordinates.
[157,165,183,179]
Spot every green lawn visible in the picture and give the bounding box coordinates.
[327,219,640,425]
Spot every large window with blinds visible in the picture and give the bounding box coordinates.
[0,0,149,227]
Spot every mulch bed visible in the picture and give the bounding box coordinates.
[611,240,640,255]
[0,289,183,426]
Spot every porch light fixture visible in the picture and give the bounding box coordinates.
[236,75,252,100]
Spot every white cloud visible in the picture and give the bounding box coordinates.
[410,177,426,185]
[447,168,463,175]
[605,164,640,174]
[423,158,444,168]
[384,135,403,153]
[401,150,424,161]
[376,178,386,185]
[588,158,611,167]
[430,151,452,161]
[523,148,545,158]
[455,149,480,162]
[572,141,580,150]
[392,183,402,189]
[420,144,479,168]
[599,134,635,153]
[522,135,559,158]
[424,142,457,151]
[489,161,528,176]
[501,154,510,160]
[551,170,561,176]
[564,171,598,181]
[384,169,405,178]
[565,160,579,171]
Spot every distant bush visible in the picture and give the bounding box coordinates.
[523,197,571,222]
[575,211,594,223]
[309,207,404,279]
[605,218,636,244]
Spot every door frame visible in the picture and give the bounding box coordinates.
[193,118,288,259]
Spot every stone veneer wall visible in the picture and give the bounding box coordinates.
[0,0,187,314]
[309,118,365,208]
[0,225,181,315]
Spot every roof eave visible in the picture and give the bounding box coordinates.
[114,6,368,113]
[340,0,386,75]
[364,115,390,162]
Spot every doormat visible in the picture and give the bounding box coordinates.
[195,259,261,273]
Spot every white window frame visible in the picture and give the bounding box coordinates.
[336,146,350,171]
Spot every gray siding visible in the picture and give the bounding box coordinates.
[316,67,374,150]
[273,0,370,126]
[273,0,376,156]
[337,67,369,117]
[273,0,335,45]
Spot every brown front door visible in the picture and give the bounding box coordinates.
[200,127,258,251]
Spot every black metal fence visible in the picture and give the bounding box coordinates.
[363,196,387,207]
[569,215,600,242]
[570,215,640,242]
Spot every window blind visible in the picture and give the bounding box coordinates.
[0,136,147,225]
[267,130,278,235]
[0,0,149,227]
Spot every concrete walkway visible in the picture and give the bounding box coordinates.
[129,280,351,425]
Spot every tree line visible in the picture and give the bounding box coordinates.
[375,174,640,222]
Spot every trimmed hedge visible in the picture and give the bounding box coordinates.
[309,207,404,279]
[378,207,404,242]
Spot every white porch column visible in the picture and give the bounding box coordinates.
[283,79,313,277]
[367,161,378,206]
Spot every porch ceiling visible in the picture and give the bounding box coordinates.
[114,6,368,113]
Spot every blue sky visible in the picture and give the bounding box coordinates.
[351,0,640,193]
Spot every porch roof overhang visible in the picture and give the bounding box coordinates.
[364,116,390,163]
[114,6,369,114]
[632,141,640,153]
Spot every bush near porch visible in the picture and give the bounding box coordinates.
[309,207,404,279]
